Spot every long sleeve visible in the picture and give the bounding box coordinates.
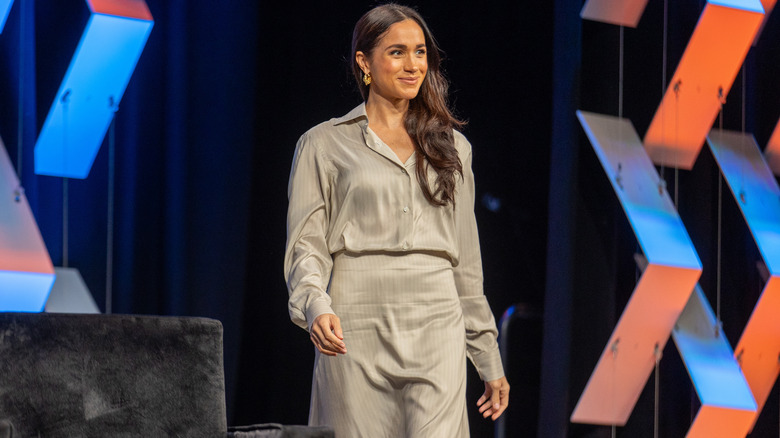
[284,132,336,330]
[453,141,505,382]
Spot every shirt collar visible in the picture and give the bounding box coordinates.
[333,102,415,168]
[333,103,368,127]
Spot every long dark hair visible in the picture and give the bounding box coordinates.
[351,3,464,207]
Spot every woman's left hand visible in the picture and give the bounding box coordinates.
[477,376,510,420]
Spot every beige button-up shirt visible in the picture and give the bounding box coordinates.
[284,104,504,381]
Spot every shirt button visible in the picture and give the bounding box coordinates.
[401,169,407,175]
[403,206,409,213]
[402,241,409,250]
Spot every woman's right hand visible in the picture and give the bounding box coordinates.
[310,313,347,356]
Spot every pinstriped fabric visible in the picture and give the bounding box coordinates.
[311,252,468,437]
[284,104,504,436]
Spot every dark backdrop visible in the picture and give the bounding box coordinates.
[543,1,780,437]
[2,0,779,437]
[0,1,551,437]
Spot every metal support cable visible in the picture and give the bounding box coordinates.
[106,109,116,314]
[16,0,25,180]
[619,26,624,119]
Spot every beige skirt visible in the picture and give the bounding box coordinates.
[309,251,469,438]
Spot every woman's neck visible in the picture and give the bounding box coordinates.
[365,93,409,130]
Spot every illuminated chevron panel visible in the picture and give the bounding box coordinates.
[34,0,153,178]
[580,0,649,27]
[707,130,780,427]
[643,0,763,169]
[672,286,756,437]
[571,111,702,425]
[0,0,12,33]
[635,250,756,436]
[0,138,56,311]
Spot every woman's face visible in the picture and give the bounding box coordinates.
[357,19,428,103]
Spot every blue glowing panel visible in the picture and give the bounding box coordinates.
[711,0,765,13]
[673,287,756,435]
[0,271,55,312]
[708,131,780,274]
[0,138,56,311]
[571,112,701,425]
[577,111,701,268]
[35,11,153,178]
[708,130,780,422]
[0,0,12,33]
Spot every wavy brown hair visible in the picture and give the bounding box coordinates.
[351,3,465,206]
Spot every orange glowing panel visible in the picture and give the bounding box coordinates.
[572,112,701,425]
[580,0,649,27]
[688,405,758,437]
[707,130,780,428]
[735,277,780,428]
[572,264,701,424]
[764,118,780,175]
[87,0,152,20]
[643,0,763,169]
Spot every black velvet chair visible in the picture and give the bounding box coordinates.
[0,313,332,438]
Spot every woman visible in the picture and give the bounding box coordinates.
[284,4,509,436]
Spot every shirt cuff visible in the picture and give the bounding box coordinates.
[469,347,505,382]
[305,300,336,332]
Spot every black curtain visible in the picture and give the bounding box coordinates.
[0,0,780,438]
[12,0,777,436]
[2,1,553,435]
[3,0,259,422]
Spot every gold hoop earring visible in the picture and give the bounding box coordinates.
[363,72,372,86]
